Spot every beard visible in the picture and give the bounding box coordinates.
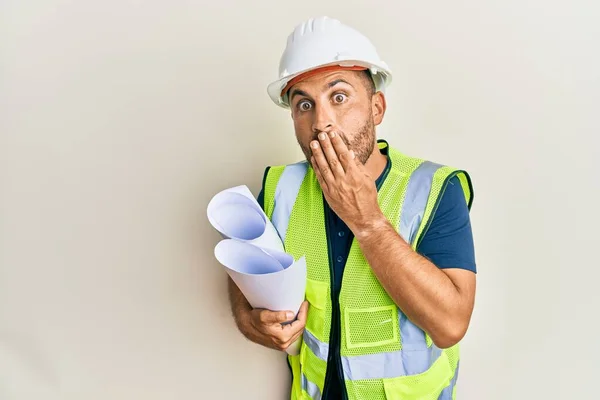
[298,116,376,167]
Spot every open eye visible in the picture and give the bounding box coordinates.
[298,100,312,111]
[333,93,347,104]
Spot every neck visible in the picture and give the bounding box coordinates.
[363,143,388,180]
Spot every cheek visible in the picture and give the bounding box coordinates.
[292,116,314,144]
[336,104,368,133]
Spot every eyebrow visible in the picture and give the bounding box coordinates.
[289,79,354,103]
[327,79,354,89]
[289,88,310,103]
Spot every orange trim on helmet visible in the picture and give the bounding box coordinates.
[280,65,368,97]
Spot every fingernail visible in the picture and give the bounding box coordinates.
[311,141,318,148]
[286,312,294,319]
[318,132,325,140]
[329,131,336,138]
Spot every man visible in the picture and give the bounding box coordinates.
[228,16,476,400]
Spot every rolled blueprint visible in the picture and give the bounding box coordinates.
[207,185,284,252]
[208,185,307,355]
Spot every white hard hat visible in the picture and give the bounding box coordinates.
[267,16,393,108]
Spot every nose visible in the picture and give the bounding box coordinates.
[311,102,334,135]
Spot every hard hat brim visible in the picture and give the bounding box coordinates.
[267,60,392,109]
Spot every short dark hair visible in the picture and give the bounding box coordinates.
[361,70,376,96]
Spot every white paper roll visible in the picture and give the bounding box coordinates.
[208,185,307,355]
[207,185,284,252]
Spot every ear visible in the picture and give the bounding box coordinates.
[371,92,386,126]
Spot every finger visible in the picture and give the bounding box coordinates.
[339,147,358,175]
[311,139,336,185]
[329,132,352,171]
[275,328,303,351]
[274,313,306,343]
[351,150,373,178]
[267,318,303,343]
[339,149,358,174]
[258,309,295,326]
[284,328,305,349]
[349,150,364,171]
[272,302,307,335]
[311,157,329,192]
[318,132,345,178]
[270,303,308,349]
[296,301,309,323]
[285,303,308,335]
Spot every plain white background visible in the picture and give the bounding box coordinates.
[1,1,599,399]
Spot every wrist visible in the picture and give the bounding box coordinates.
[352,211,390,241]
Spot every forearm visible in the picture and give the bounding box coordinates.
[351,215,468,348]
[227,277,261,342]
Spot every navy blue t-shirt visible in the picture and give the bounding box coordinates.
[256,147,476,399]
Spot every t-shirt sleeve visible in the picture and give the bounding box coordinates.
[416,175,477,273]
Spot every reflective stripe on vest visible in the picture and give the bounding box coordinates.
[271,161,309,243]
[438,361,459,400]
[272,158,458,399]
[400,161,443,244]
[302,373,322,400]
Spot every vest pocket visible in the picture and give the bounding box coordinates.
[382,350,453,400]
[344,305,399,349]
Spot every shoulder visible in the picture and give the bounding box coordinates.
[257,160,309,215]
[433,175,472,219]
[384,143,475,270]
[388,145,474,213]
[386,145,473,208]
[417,175,477,272]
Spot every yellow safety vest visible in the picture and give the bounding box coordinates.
[263,140,473,400]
